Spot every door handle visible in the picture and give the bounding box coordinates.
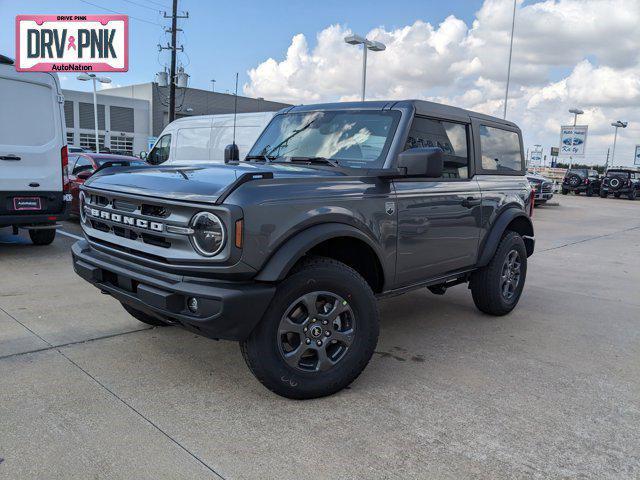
[0,155,21,161]
[462,197,481,208]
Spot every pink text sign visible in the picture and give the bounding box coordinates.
[16,15,128,72]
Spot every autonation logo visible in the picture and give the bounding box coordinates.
[15,15,128,72]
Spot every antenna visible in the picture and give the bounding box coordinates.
[233,72,239,146]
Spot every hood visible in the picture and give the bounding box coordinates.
[84,162,346,203]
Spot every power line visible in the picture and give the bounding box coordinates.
[138,0,172,8]
[78,0,162,26]
[121,0,163,12]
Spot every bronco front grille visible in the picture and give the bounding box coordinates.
[81,188,200,261]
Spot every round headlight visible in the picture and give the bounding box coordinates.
[79,191,87,224]
[190,212,225,256]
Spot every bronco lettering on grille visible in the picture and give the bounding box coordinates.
[88,208,164,232]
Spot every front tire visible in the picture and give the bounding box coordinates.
[599,190,607,198]
[628,190,637,201]
[241,256,379,399]
[470,231,527,316]
[29,228,56,245]
[586,186,594,197]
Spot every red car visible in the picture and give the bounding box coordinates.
[68,153,146,215]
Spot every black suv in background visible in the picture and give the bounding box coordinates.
[72,100,534,399]
[561,168,601,196]
[600,168,640,200]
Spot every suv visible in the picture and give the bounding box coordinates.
[72,101,534,399]
[0,55,70,244]
[561,168,601,196]
[527,173,554,204]
[600,168,640,200]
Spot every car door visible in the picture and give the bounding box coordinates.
[393,116,482,285]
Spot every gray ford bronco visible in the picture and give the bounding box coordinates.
[72,100,534,399]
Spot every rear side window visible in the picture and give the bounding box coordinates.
[0,78,55,146]
[405,118,469,179]
[479,126,523,173]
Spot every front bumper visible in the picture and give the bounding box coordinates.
[72,240,276,341]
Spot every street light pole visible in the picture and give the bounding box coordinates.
[503,0,517,119]
[77,73,111,152]
[344,34,386,101]
[567,108,584,171]
[610,120,628,167]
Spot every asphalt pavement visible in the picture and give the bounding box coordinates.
[1,194,639,479]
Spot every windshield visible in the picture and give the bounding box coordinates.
[247,110,401,168]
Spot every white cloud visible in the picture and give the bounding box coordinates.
[244,0,640,166]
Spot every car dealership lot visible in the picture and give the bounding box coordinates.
[1,195,639,479]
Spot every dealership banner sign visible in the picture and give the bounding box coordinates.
[635,145,640,166]
[559,125,588,156]
[15,15,128,72]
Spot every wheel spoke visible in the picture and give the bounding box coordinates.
[299,292,319,317]
[315,347,335,372]
[332,328,355,347]
[278,317,305,335]
[284,345,308,368]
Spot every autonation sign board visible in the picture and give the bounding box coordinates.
[15,15,128,72]
[559,125,588,156]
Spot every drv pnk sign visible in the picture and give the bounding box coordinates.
[15,15,128,72]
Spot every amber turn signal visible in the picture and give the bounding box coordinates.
[235,219,243,248]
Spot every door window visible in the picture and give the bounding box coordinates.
[72,156,94,175]
[479,126,523,172]
[404,118,469,179]
[148,134,171,165]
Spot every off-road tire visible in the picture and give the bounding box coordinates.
[599,190,607,198]
[586,186,594,197]
[241,256,379,399]
[574,190,580,195]
[470,231,527,316]
[29,228,56,245]
[629,189,637,201]
[614,192,621,198]
[121,302,168,326]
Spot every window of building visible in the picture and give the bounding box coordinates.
[110,135,134,155]
[404,117,469,179]
[66,131,75,146]
[479,126,523,172]
[64,100,74,128]
[110,106,134,132]
[79,133,105,152]
[79,102,105,130]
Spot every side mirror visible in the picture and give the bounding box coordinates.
[139,151,147,160]
[76,170,93,180]
[397,147,443,177]
[224,143,239,163]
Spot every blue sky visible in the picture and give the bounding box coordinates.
[1,0,484,93]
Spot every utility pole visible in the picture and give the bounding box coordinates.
[162,0,188,123]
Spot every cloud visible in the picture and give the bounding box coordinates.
[244,0,640,166]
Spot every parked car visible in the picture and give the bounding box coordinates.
[527,173,554,204]
[145,112,276,166]
[0,54,70,245]
[599,168,640,200]
[561,168,601,196]
[68,153,147,215]
[72,100,534,399]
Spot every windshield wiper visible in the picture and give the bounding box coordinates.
[288,156,339,167]
[245,154,277,162]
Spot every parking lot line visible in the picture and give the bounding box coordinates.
[58,230,83,241]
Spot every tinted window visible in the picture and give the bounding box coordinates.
[405,118,469,178]
[72,156,94,175]
[588,170,599,178]
[479,126,523,172]
[148,134,171,165]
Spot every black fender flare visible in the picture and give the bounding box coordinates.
[255,223,386,283]
[476,208,534,267]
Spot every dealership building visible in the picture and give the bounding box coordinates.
[63,83,290,155]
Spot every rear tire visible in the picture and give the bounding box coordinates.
[614,192,621,198]
[599,190,607,198]
[561,188,569,195]
[629,189,637,201]
[29,228,56,245]
[586,186,594,197]
[470,231,527,316]
[241,256,379,399]
[121,302,168,326]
